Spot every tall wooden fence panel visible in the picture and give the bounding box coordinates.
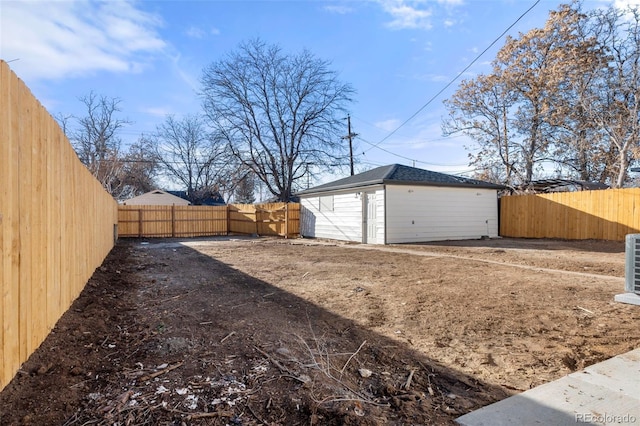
[229,203,300,237]
[500,188,640,241]
[118,205,228,237]
[118,203,300,238]
[0,60,118,391]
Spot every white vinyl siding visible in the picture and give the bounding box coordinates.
[301,191,364,242]
[301,184,497,245]
[301,187,385,243]
[385,185,498,243]
[319,195,334,212]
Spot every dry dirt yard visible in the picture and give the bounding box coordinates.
[1,236,639,425]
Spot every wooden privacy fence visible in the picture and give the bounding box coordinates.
[500,188,640,241]
[118,203,300,238]
[0,60,118,391]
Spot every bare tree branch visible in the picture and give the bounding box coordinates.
[201,39,355,201]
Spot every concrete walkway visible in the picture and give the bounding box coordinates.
[457,348,640,426]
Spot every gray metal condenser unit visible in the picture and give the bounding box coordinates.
[625,234,640,295]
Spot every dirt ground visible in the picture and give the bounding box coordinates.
[1,236,639,425]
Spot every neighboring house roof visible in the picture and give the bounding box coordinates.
[297,164,505,196]
[122,190,191,206]
[167,190,226,206]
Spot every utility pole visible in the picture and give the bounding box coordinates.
[343,114,358,176]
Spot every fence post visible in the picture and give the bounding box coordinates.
[226,204,230,235]
[138,209,143,238]
[284,203,289,238]
[171,204,176,238]
[255,206,259,236]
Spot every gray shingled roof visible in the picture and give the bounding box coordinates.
[297,164,504,195]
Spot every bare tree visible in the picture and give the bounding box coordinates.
[66,91,132,197]
[201,39,355,201]
[117,138,159,199]
[53,112,73,135]
[233,168,257,204]
[59,92,159,199]
[149,114,233,204]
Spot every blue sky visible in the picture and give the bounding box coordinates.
[1,0,636,185]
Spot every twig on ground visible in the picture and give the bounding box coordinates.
[280,374,309,384]
[246,403,268,425]
[124,347,140,360]
[231,302,248,309]
[576,306,594,315]
[253,346,293,375]
[425,370,435,396]
[158,291,192,304]
[403,369,416,390]
[69,378,94,389]
[138,361,184,382]
[340,340,367,376]
[312,395,391,408]
[220,331,236,343]
[295,329,383,407]
[187,412,228,420]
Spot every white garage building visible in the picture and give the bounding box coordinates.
[297,164,504,244]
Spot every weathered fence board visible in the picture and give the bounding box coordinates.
[118,203,300,238]
[0,60,118,391]
[500,188,640,241]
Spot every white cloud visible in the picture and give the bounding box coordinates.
[324,5,354,14]
[377,0,467,30]
[379,1,434,30]
[375,118,402,131]
[140,106,173,117]
[186,25,220,38]
[186,26,206,39]
[413,72,450,83]
[0,0,166,81]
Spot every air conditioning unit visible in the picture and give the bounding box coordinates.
[625,234,640,295]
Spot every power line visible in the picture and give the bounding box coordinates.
[357,136,469,168]
[351,114,467,143]
[365,0,541,154]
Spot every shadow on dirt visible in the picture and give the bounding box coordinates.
[0,238,579,425]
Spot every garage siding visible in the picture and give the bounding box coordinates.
[300,191,364,242]
[385,185,499,243]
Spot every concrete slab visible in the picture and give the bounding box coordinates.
[457,348,640,426]
[615,292,640,306]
